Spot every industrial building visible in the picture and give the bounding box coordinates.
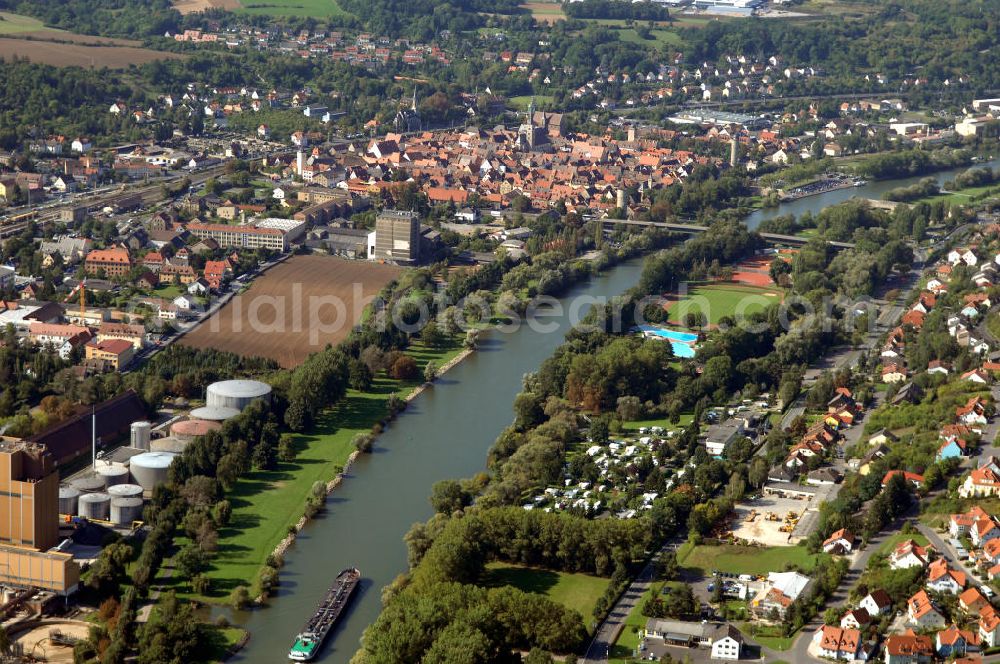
[0,440,79,595]
[29,390,147,467]
[371,209,421,265]
[186,220,303,252]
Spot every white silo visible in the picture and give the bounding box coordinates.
[151,437,189,454]
[96,462,129,487]
[129,452,177,492]
[59,486,81,515]
[110,497,144,526]
[71,475,105,493]
[78,492,111,521]
[131,421,152,450]
[189,406,240,422]
[108,484,144,499]
[206,379,272,412]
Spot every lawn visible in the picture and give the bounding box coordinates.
[204,625,248,662]
[911,182,1000,207]
[235,0,350,17]
[679,543,827,576]
[154,282,186,300]
[615,27,684,48]
[609,583,659,664]
[742,622,796,651]
[480,562,611,621]
[163,340,464,601]
[668,282,784,326]
[509,94,555,111]
[621,413,694,433]
[874,531,928,557]
[0,12,60,34]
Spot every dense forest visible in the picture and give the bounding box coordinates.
[0,0,180,38]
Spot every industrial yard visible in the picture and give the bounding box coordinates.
[180,256,402,368]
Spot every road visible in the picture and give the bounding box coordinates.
[581,546,663,663]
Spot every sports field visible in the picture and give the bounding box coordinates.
[666,282,783,326]
[181,256,401,368]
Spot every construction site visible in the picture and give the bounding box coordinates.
[728,495,809,546]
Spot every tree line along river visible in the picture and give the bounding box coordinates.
[224,156,999,664]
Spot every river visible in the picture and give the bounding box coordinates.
[224,259,646,664]
[225,154,1000,664]
[744,155,1000,230]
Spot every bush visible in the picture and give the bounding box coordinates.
[390,355,418,380]
[230,585,251,610]
[353,432,375,453]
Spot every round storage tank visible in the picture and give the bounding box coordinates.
[110,497,144,526]
[59,486,81,515]
[151,437,189,454]
[95,462,129,487]
[129,452,177,492]
[131,421,152,450]
[108,484,144,499]
[171,419,221,441]
[206,379,272,412]
[78,492,111,521]
[189,406,240,422]
[71,475,105,493]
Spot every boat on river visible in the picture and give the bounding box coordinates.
[288,568,360,661]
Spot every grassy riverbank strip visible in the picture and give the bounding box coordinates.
[161,340,468,602]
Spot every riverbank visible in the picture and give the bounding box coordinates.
[162,340,471,605]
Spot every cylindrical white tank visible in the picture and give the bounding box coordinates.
[129,452,177,491]
[95,462,129,487]
[107,484,144,499]
[71,475,105,493]
[59,486,81,515]
[110,497,144,526]
[189,406,240,422]
[131,421,152,450]
[206,379,272,412]
[151,437,189,454]
[78,492,111,521]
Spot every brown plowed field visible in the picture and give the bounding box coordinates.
[0,37,184,67]
[181,256,402,368]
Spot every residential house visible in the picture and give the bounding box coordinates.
[936,625,980,659]
[882,470,924,489]
[823,528,857,555]
[907,589,947,629]
[960,587,991,616]
[926,558,966,594]
[961,468,1000,498]
[84,339,134,372]
[859,590,892,617]
[840,608,871,630]
[890,540,933,570]
[813,625,863,661]
[884,630,934,664]
[980,606,1000,647]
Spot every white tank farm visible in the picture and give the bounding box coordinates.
[110,497,144,526]
[131,421,152,450]
[189,405,240,422]
[129,452,177,491]
[71,475,105,493]
[95,462,129,487]
[206,379,272,412]
[59,486,81,515]
[151,437,189,454]
[78,492,111,521]
[107,484,144,499]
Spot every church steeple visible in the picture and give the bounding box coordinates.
[411,87,418,112]
[527,96,535,125]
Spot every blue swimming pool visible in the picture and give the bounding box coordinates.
[634,325,698,358]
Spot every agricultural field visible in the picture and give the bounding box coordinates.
[172,0,241,13]
[519,2,566,23]
[181,256,402,368]
[0,11,56,34]
[614,26,684,48]
[0,37,184,67]
[480,562,611,620]
[666,282,783,326]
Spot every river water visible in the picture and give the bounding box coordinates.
[226,259,646,664]
[225,154,999,664]
[744,155,1000,230]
